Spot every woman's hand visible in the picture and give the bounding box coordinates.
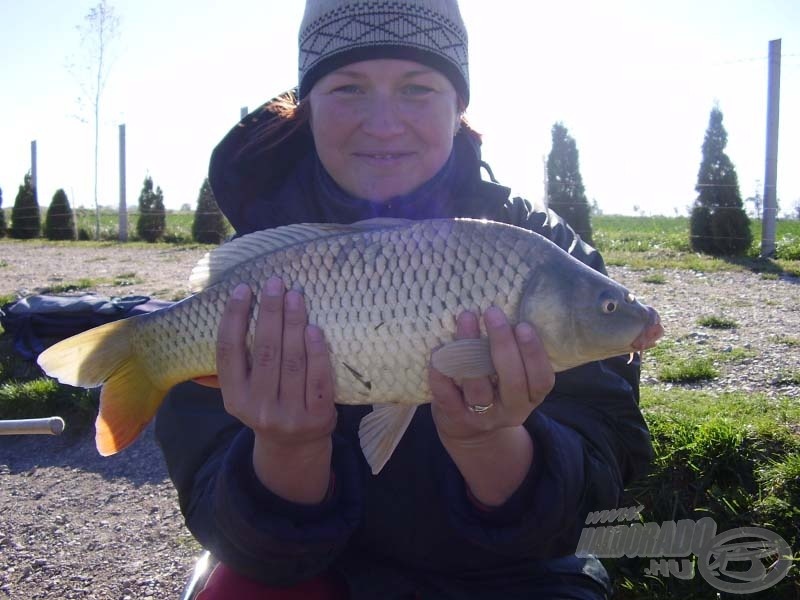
[216,276,337,504]
[429,307,555,507]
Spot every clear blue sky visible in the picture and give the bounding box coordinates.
[1,0,798,217]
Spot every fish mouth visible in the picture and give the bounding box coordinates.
[630,307,664,352]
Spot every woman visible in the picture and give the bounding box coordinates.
[156,1,653,598]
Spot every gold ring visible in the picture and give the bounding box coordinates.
[468,402,494,414]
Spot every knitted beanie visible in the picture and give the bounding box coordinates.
[298,0,469,103]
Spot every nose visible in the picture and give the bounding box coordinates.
[361,95,404,138]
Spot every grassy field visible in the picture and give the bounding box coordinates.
[1,212,798,598]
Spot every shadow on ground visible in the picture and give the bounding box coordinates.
[0,420,170,486]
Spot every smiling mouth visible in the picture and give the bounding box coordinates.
[355,152,412,160]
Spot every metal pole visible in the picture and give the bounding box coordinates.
[761,39,781,258]
[0,417,65,435]
[118,123,128,241]
[30,140,37,191]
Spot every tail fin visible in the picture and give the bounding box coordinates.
[37,318,168,456]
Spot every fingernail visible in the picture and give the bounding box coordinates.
[306,324,323,342]
[484,306,505,328]
[266,276,283,296]
[516,322,534,342]
[285,290,302,310]
[232,283,249,300]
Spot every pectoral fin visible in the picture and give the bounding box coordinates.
[430,338,496,379]
[358,404,417,475]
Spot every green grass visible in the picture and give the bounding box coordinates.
[39,278,102,294]
[0,334,98,430]
[774,370,800,386]
[771,335,800,347]
[0,377,97,426]
[113,272,143,286]
[696,315,738,329]
[610,389,800,599]
[593,215,800,275]
[657,356,719,383]
[641,273,667,284]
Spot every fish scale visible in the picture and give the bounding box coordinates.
[36,218,663,471]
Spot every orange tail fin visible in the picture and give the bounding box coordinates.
[37,318,168,455]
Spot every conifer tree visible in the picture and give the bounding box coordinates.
[0,187,6,237]
[45,189,77,240]
[10,172,41,239]
[690,106,751,255]
[192,178,229,244]
[547,122,593,245]
[136,175,166,242]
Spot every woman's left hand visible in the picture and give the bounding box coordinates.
[428,307,555,506]
[429,307,554,441]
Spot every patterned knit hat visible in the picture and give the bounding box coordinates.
[298,0,469,103]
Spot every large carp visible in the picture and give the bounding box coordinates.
[37,218,663,473]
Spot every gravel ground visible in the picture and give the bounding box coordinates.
[0,239,798,599]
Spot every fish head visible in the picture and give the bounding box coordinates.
[519,258,663,372]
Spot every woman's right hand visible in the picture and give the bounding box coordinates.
[216,276,337,504]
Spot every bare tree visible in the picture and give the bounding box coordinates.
[71,0,121,239]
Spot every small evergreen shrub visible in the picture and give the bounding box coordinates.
[136,176,166,242]
[0,187,7,237]
[45,189,77,240]
[9,172,40,239]
[547,122,594,245]
[689,107,751,255]
[192,178,229,244]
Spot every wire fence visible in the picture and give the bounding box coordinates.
[1,206,797,252]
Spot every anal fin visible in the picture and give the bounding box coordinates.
[358,404,417,475]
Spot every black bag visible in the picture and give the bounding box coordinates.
[0,294,174,360]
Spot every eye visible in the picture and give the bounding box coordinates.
[331,84,362,95]
[402,84,434,96]
[601,299,618,314]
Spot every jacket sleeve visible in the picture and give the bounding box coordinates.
[155,382,364,585]
[439,195,653,557]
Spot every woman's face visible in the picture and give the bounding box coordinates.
[308,59,461,203]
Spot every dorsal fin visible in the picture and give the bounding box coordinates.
[188,219,411,291]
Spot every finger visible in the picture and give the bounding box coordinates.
[428,365,465,416]
[278,289,308,410]
[515,322,555,407]
[455,311,493,408]
[484,306,528,406]
[304,325,335,415]
[216,283,252,400]
[249,276,285,401]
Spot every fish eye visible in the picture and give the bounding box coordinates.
[601,299,618,314]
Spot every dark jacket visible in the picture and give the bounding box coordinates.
[155,94,653,600]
